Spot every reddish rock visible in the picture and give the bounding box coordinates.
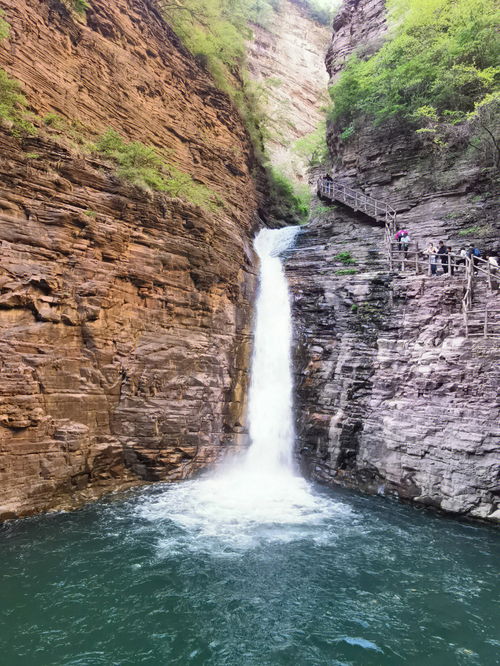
[0,0,260,518]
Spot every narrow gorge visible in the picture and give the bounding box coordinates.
[0,0,499,663]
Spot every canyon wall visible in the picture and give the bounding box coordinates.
[0,0,260,518]
[288,0,500,521]
[246,0,330,183]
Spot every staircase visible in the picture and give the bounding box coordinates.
[317,176,500,339]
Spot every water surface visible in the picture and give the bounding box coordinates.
[1,481,498,666]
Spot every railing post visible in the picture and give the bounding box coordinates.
[428,255,432,276]
[464,304,469,338]
[487,261,492,291]
[484,309,488,337]
[415,241,419,274]
[448,252,452,275]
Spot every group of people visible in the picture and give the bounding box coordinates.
[394,230,499,277]
[424,242,499,276]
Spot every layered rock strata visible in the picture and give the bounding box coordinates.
[287,0,499,522]
[287,207,500,522]
[0,0,259,518]
[246,0,330,182]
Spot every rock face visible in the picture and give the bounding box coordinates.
[246,0,330,182]
[287,209,499,521]
[326,0,498,246]
[0,0,260,518]
[287,0,500,522]
[326,0,386,81]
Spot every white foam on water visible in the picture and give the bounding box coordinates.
[136,227,353,551]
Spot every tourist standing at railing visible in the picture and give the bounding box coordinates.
[467,244,482,274]
[437,241,448,274]
[456,247,467,270]
[447,246,455,275]
[488,253,499,271]
[401,232,411,258]
[425,242,438,275]
[488,253,499,289]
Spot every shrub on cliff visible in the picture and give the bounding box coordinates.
[0,9,9,40]
[94,129,220,210]
[0,12,36,137]
[329,0,499,162]
[265,167,310,225]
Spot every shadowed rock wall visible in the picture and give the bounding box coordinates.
[287,210,499,522]
[287,0,500,522]
[0,0,260,518]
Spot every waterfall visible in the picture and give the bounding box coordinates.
[137,225,342,549]
[245,226,300,474]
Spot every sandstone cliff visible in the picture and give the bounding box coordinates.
[246,0,330,183]
[287,0,500,522]
[0,0,260,518]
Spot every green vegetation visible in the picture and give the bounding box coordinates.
[458,225,483,236]
[310,203,333,217]
[339,126,355,141]
[293,120,328,167]
[0,9,9,40]
[63,0,90,15]
[43,113,67,129]
[329,0,499,164]
[94,129,221,211]
[0,13,37,137]
[458,225,481,236]
[72,0,90,13]
[83,209,97,217]
[334,250,357,265]
[24,152,40,160]
[265,167,310,224]
[335,268,358,276]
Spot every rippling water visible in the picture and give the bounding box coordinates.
[1,480,499,666]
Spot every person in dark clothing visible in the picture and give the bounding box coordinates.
[467,244,481,273]
[437,241,448,274]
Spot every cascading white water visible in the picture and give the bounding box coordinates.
[137,226,349,550]
[245,226,300,473]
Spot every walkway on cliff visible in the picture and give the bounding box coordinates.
[317,176,500,339]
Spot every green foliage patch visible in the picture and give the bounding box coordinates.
[0,9,9,40]
[265,167,310,225]
[0,13,37,137]
[329,0,499,162]
[62,0,90,15]
[334,251,357,265]
[94,130,221,211]
[293,120,328,166]
[458,225,483,236]
[335,268,358,276]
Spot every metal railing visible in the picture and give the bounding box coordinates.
[318,177,397,262]
[389,244,499,338]
[318,178,397,226]
[317,176,499,338]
